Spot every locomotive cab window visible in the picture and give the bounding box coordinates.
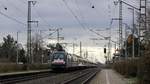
[53,53,65,59]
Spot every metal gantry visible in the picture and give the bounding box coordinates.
[139,0,147,39]
[27,1,32,64]
[27,1,38,64]
[119,0,123,52]
[49,28,63,43]
[113,0,123,57]
[138,0,147,56]
[114,0,145,58]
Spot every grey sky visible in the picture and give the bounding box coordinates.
[0,0,140,47]
[0,0,143,63]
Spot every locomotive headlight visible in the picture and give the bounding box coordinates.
[52,59,66,64]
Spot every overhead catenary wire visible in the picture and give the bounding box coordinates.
[32,6,52,27]
[38,30,58,41]
[0,0,26,26]
[0,1,7,9]
[17,0,26,5]
[62,0,118,44]
[31,1,64,31]
[62,0,97,35]
[63,0,97,31]
[74,0,84,19]
[5,0,26,16]
[87,0,104,18]
[0,11,26,26]
[62,1,100,35]
[62,0,87,30]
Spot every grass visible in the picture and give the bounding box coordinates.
[126,77,138,84]
[0,63,50,73]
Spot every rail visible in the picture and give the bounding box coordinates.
[0,69,52,84]
[60,68,100,84]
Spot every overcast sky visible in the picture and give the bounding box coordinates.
[0,0,141,63]
[0,0,139,44]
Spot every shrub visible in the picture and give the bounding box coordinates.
[28,63,50,70]
[113,59,138,77]
[0,63,24,73]
[113,54,150,84]
[138,53,150,84]
[0,63,50,73]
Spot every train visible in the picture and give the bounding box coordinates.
[50,50,97,70]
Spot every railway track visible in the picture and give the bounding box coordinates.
[22,68,99,84]
[59,68,100,84]
[0,70,54,84]
[0,68,100,84]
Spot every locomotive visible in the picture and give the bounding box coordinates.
[50,50,97,70]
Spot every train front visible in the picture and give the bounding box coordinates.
[51,51,66,70]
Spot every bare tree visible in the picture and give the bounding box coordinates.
[31,33,44,63]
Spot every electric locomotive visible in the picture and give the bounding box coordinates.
[50,43,97,70]
[50,50,97,70]
[51,51,67,69]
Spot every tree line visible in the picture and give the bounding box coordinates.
[0,33,51,64]
[0,35,26,63]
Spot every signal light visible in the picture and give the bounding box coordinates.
[104,48,106,53]
[92,5,95,8]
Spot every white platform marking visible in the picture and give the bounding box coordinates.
[106,70,110,84]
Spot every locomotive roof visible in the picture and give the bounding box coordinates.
[53,50,66,54]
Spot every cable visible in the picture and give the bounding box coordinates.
[62,0,87,30]
[40,30,57,41]
[63,0,118,44]
[33,6,52,27]
[0,1,7,9]
[0,0,26,26]
[17,0,26,5]
[0,11,26,26]
[62,1,100,35]
[74,0,84,19]
[5,0,26,16]
[87,0,103,17]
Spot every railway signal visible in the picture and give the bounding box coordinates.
[104,48,106,54]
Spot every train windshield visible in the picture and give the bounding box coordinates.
[53,53,65,59]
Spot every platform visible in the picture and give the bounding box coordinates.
[0,69,51,76]
[89,69,127,84]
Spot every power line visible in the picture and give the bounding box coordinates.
[62,0,118,44]
[17,0,26,5]
[0,11,26,26]
[62,0,87,30]
[62,1,98,34]
[6,0,26,16]
[33,6,52,27]
[87,0,103,18]
[0,1,7,9]
[74,0,84,19]
[0,0,26,26]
